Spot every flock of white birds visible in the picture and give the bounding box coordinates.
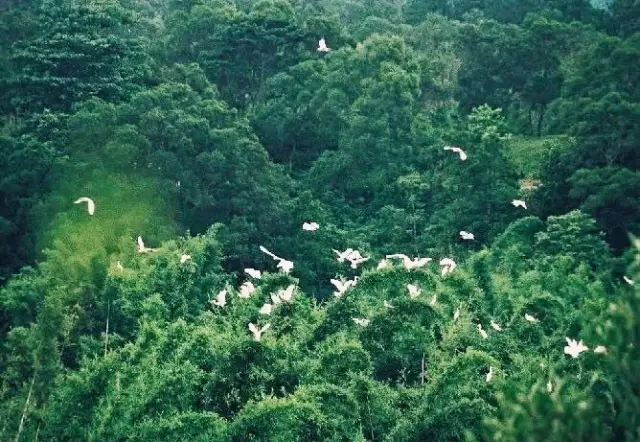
[70,61,633,386]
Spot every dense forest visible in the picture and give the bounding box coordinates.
[0,0,639,440]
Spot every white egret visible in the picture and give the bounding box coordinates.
[386,254,431,270]
[278,284,295,302]
[211,289,227,307]
[260,245,294,274]
[74,197,95,215]
[444,146,467,161]
[238,281,256,299]
[512,199,527,209]
[477,324,488,339]
[348,256,369,269]
[270,293,282,305]
[116,261,124,272]
[486,366,493,383]
[137,236,159,253]
[384,300,394,309]
[248,323,270,342]
[331,278,354,299]
[245,268,262,279]
[180,254,191,264]
[407,283,421,299]
[460,231,475,240]
[333,248,355,263]
[317,38,330,52]
[352,318,370,327]
[440,257,457,276]
[593,345,608,354]
[490,320,502,331]
[564,337,589,358]
[524,313,538,323]
[259,303,272,315]
[623,275,634,285]
[453,307,460,322]
[547,379,553,393]
[302,222,320,231]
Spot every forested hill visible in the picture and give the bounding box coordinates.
[0,0,639,440]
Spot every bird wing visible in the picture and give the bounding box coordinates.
[248,323,258,333]
[260,323,271,333]
[330,279,344,291]
[137,236,145,249]
[259,245,280,260]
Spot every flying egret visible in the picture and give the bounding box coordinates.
[260,245,294,274]
[348,256,369,269]
[302,222,320,231]
[74,197,95,215]
[490,320,502,331]
[238,281,256,299]
[384,300,394,309]
[331,278,354,299]
[180,254,191,264]
[137,236,159,253]
[377,259,390,270]
[317,38,330,52]
[429,294,437,306]
[453,307,460,322]
[524,313,538,323]
[440,258,457,276]
[333,248,355,263]
[386,254,431,270]
[444,146,467,161]
[270,293,282,305]
[512,199,527,209]
[278,284,295,302]
[352,318,370,327]
[211,289,227,307]
[564,337,589,358]
[259,303,272,315]
[623,275,634,285]
[486,366,493,383]
[407,283,421,298]
[248,323,270,342]
[460,231,475,240]
[477,324,488,339]
[245,268,262,279]
[593,345,608,354]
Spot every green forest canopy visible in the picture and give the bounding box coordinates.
[0,0,638,440]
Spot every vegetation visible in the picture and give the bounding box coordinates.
[0,0,638,440]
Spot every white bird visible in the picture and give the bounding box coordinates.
[348,256,370,269]
[259,303,272,315]
[386,254,431,270]
[270,293,282,305]
[333,248,355,263]
[453,307,460,322]
[460,231,475,240]
[248,323,270,342]
[593,345,608,354]
[377,259,390,270]
[477,324,488,339]
[260,245,294,274]
[116,261,124,272]
[440,258,457,276]
[245,268,262,279]
[407,283,421,299]
[331,278,355,299]
[302,222,320,231]
[490,320,502,331]
[444,146,467,161]
[429,294,437,306]
[278,284,295,302]
[74,197,95,215]
[623,275,634,285]
[238,281,256,299]
[383,300,394,309]
[486,366,493,383]
[512,199,527,209]
[352,318,370,327]
[211,289,227,307]
[564,337,589,358]
[547,379,553,393]
[180,254,191,264]
[137,236,158,253]
[317,38,330,52]
[524,313,538,323]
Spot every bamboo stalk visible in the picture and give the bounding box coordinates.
[14,375,35,442]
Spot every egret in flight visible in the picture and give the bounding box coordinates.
[512,199,527,209]
[386,254,431,270]
[248,323,270,342]
[278,284,295,302]
[444,146,467,161]
[180,254,191,264]
[270,293,282,305]
[211,289,227,307]
[524,313,538,323]
[137,236,159,253]
[331,278,355,299]
[245,268,262,279]
[74,197,95,215]
[317,38,330,52]
[490,320,502,331]
[440,258,457,276]
[238,281,256,299]
[623,275,634,285]
[407,283,421,298]
[564,337,589,358]
[260,245,294,274]
[384,300,394,309]
[593,345,607,354]
[486,366,493,383]
[259,303,272,315]
[333,248,355,263]
[302,222,320,231]
[460,231,475,240]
